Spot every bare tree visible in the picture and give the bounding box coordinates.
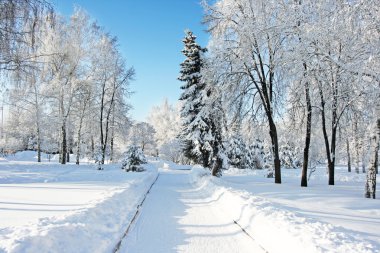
[0,0,53,71]
[203,0,289,183]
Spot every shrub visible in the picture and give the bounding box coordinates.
[121,145,147,172]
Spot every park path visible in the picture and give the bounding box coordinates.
[118,169,265,253]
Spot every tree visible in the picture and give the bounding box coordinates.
[247,139,265,170]
[147,98,182,160]
[1,0,54,162]
[1,6,134,166]
[95,42,134,164]
[178,30,213,168]
[226,132,247,169]
[0,0,53,71]
[203,0,285,183]
[128,122,156,155]
[121,145,147,172]
[365,106,379,199]
[205,81,227,176]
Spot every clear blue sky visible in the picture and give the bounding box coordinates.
[53,0,208,121]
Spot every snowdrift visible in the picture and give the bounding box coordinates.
[0,162,158,253]
[190,167,377,253]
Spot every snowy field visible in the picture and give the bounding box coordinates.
[0,152,379,253]
[0,152,159,253]
[193,166,380,253]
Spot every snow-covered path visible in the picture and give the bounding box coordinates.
[119,169,265,253]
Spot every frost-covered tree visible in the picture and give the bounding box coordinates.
[226,133,247,169]
[159,139,183,163]
[128,122,156,155]
[93,144,104,170]
[207,84,228,176]
[247,139,265,170]
[365,103,379,199]
[203,0,285,183]
[147,99,182,161]
[202,0,379,188]
[279,143,300,170]
[94,38,134,164]
[0,0,53,71]
[121,145,147,172]
[1,7,133,164]
[178,30,214,168]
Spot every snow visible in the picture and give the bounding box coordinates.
[119,168,264,253]
[0,152,159,253]
[190,166,380,253]
[1,152,379,253]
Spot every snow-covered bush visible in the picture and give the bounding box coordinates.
[280,143,301,169]
[263,144,274,178]
[247,139,265,170]
[121,145,147,172]
[93,145,104,170]
[226,135,247,169]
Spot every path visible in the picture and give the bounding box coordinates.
[118,169,265,253]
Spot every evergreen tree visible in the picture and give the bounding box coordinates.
[247,139,265,170]
[121,145,147,172]
[226,133,247,169]
[279,142,302,169]
[178,30,212,168]
[208,91,227,177]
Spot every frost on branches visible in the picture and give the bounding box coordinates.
[280,143,301,170]
[178,30,213,168]
[247,139,266,170]
[121,145,147,172]
[93,145,104,170]
[226,133,247,169]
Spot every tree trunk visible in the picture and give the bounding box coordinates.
[75,104,86,165]
[330,125,337,185]
[100,80,106,164]
[346,138,351,173]
[354,121,360,174]
[36,125,41,163]
[60,122,67,164]
[76,133,81,165]
[66,145,70,163]
[301,79,312,187]
[329,76,338,185]
[211,153,223,177]
[33,78,41,163]
[319,85,334,185]
[110,136,114,163]
[362,145,367,173]
[110,104,115,163]
[101,145,106,165]
[75,115,83,165]
[362,158,366,173]
[365,117,379,199]
[91,136,94,157]
[268,117,281,184]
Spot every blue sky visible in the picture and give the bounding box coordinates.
[53,0,208,121]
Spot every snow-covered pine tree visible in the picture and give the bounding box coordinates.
[178,30,212,168]
[226,133,247,169]
[208,88,228,177]
[263,143,274,178]
[121,145,147,172]
[93,144,104,170]
[247,139,265,170]
[279,143,299,169]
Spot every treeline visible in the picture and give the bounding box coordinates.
[177,0,379,198]
[0,1,133,164]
